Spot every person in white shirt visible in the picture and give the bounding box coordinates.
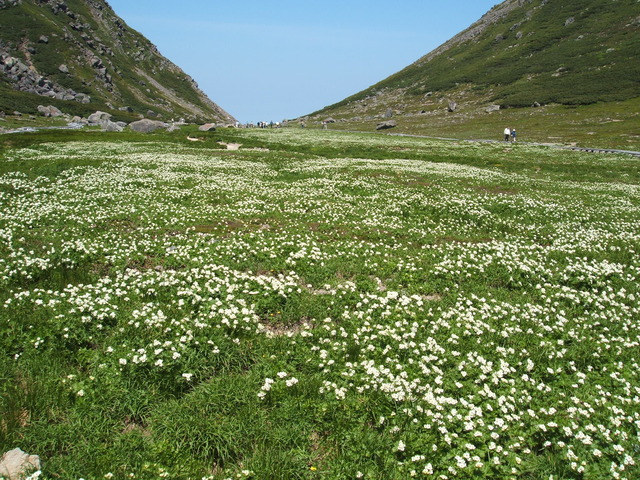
[504,127,511,142]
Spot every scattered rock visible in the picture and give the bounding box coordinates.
[37,105,62,117]
[87,111,111,125]
[565,17,575,27]
[485,104,501,113]
[198,123,216,132]
[38,35,49,44]
[376,120,397,130]
[102,120,123,132]
[448,101,457,112]
[383,108,393,119]
[58,64,69,74]
[532,101,541,107]
[323,117,337,124]
[129,118,167,133]
[218,142,241,150]
[0,448,41,480]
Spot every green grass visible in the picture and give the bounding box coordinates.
[0,128,639,479]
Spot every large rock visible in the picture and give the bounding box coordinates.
[87,111,111,125]
[448,101,457,112]
[37,105,62,117]
[129,118,167,133]
[376,120,397,130]
[198,123,216,132]
[383,108,393,119]
[102,120,123,132]
[485,104,501,113]
[75,93,91,104]
[0,448,41,480]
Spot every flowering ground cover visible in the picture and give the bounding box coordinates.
[0,128,639,479]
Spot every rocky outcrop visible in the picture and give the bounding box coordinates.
[0,51,92,104]
[0,0,22,8]
[0,0,236,123]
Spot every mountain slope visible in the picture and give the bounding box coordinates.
[0,0,235,123]
[310,0,640,146]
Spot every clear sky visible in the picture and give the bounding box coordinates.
[106,0,499,123]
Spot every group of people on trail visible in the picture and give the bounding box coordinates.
[240,121,282,129]
[503,127,517,142]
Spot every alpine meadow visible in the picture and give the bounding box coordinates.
[1,0,640,479]
[0,127,639,479]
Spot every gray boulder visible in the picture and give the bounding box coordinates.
[37,105,62,117]
[58,64,69,74]
[376,120,397,131]
[198,123,216,132]
[0,448,41,480]
[448,101,457,112]
[485,104,501,113]
[129,118,167,133]
[75,93,91,104]
[102,120,123,132]
[88,111,111,125]
[323,117,337,124]
[383,108,393,119]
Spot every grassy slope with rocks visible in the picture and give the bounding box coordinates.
[0,0,235,123]
[0,127,639,479]
[309,0,640,149]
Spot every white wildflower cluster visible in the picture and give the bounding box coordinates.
[1,131,639,478]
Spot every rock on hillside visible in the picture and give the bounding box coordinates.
[0,0,235,123]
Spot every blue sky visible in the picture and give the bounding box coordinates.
[106,1,499,123]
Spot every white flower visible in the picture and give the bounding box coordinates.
[397,440,405,452]
[285,377,299,387]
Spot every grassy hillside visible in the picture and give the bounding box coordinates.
[310,0,640,147]
[0,0,234,123]
[1,128,639,479]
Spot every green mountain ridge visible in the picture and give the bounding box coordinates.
[309,0,640,147]
[0,0,235,123]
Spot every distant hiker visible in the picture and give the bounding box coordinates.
[504,127,511,142]
[511,128,517,142]
[322,121,327,130]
